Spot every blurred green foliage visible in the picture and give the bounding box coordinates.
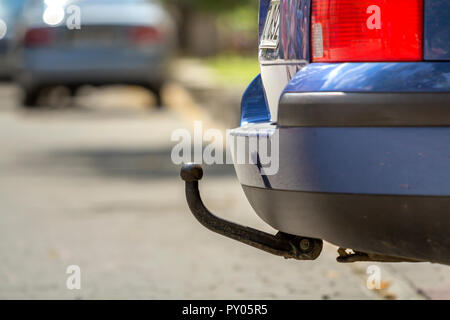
[163,0,259,55]
[217,4,258,33]
[162,0,258,12]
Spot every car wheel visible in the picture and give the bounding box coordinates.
[67,85,79,97]
[21,87,42,108]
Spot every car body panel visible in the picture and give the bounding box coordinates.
[258,0,271,41]
[260,64,305,120]
[232,124,450,197]
[424,0,450,60]
[231,1,450,263]
[259,0,310,62]
[259,0,450,121]
[283,62,450,93]
[24,0,168,28]
[15,0,175,89]
[18,48,166,88]
[230,123,450,264]
[243,185,450,265]
[240,74,271,125]
[259,0,310,121]
[278,92,450,127]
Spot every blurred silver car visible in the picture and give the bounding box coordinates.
[0,0,27,79]
[14,0,176,107]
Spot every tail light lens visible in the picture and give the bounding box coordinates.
[24,28,54,48]
[311,0,424,62]
[130,26,163,45]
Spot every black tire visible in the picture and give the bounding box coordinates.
[21,87,41,108]
[67,85,79,98]
[147,84,163,108]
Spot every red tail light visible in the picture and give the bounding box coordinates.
[130,26,163,45]
[24,28,54,48]
[311,0,424,62]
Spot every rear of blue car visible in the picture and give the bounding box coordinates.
[231,0,450,264]
[14,0,175,107]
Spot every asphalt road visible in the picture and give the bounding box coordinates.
[0,83,448,299]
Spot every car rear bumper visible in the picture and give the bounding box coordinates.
[18,69,165,88]
[0,57,10,78]
[230,121,450,264]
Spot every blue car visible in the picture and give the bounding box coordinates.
[182,0,450,265]
[0,0,27,79]
[14,0,175,107]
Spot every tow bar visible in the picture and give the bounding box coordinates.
[180,163,323,261]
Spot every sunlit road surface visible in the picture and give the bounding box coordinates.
[0,83,448,300]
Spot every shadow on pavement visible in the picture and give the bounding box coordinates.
[18,147,236,180]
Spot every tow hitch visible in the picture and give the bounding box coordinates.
[180,163,323,261]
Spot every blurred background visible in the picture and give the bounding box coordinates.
[0,0,259,115]
[0,0,449,300]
